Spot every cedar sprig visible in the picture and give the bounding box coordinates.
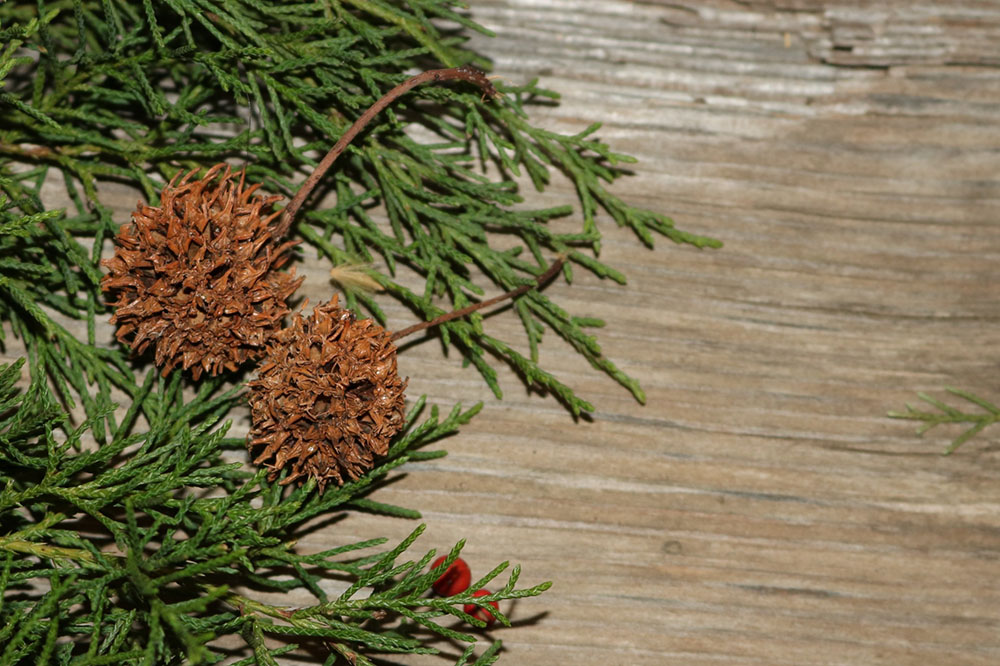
[0,1,718,662]
[889,388,1000,454]
[0,204,140,444]
[0,358,533,663]
[477,80,723,251]
[243,525,551,655]
[1,0,718,412]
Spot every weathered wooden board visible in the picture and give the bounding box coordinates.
[13,0,1000,663]
[303,1,1000,664]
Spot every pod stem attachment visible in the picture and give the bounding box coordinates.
[274,66,500,239]
[390,256,566,342]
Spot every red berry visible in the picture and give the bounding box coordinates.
[430,556,471,597]
[463,589,499,627]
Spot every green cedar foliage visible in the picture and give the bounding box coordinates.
[0,1,715,663]
[890,388,1000,455]
[0,361,547,663]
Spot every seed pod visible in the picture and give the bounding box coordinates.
[247,297,407,490]
[236,66,507,489]
[101,164,301,379]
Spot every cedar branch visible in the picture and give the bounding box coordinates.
[391,256,566,342]
[274,66,500,239]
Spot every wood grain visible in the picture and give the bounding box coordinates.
[17,1,1000,663]
[318,1,1000,663]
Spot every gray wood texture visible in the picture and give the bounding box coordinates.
[332,1,1000,663]
[13,0,1000,663]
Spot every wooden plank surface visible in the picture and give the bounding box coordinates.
[18,0,1000,663]
[312,1,999,664]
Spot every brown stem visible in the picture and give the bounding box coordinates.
[273,66,500,239]
[0,142,56,159]
[390,257,566,342]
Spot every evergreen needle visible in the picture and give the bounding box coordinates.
[889,387,1000,454]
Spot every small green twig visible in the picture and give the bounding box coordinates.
[390,255,565,341]
[888,387,1000,454]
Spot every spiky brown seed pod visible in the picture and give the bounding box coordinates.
[247,297,408,490]
[101,164,302,379]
